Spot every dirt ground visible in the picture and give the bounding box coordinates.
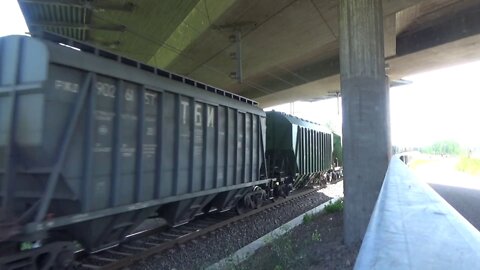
[235,210,360,270]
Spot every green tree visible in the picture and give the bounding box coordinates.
[421,140,462,155]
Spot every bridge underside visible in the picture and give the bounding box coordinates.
[18,0,480,107]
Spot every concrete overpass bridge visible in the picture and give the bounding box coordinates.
[19,0,480,107]
[17,0,480,245]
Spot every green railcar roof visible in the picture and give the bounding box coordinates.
[267,111,331,133]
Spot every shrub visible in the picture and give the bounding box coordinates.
[324,198,344,214]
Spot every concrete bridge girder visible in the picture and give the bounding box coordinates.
[20,0,480,105]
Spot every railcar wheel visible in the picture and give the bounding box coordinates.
[235,187,267,214]
[235,199,248,215]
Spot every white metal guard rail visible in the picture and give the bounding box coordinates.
[354,156,480,269]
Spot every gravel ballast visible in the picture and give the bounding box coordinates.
[131,182,344,270]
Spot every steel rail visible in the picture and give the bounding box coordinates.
[77,187,321,270]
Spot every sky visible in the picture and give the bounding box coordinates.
[266,62,480,148]
[1,0,479,148]
[390,63,480,147]
[0,0,28,37]
[265,98,342,133]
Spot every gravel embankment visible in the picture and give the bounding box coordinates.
[131,182,343,270]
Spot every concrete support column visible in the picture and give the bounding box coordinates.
[339,0,391,245]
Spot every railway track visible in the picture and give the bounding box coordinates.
[76,187,320,269]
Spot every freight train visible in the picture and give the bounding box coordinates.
[0,33,340,269]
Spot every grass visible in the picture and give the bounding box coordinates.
[311,229,322,242]
[237,198,346,270]
[233,234,305,270]
[456,156,480,176]
[240,201,345,269]
[270,236,298,269]
[324,198,344,214]
[304,198,344,225]
[408,159,432,170]
[303,213,314,224]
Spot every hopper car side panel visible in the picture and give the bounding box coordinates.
[0,35,267,253]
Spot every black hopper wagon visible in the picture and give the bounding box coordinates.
[0,33,279,269]
[265,111,341,189]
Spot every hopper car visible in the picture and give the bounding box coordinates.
[0,33,339,269]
